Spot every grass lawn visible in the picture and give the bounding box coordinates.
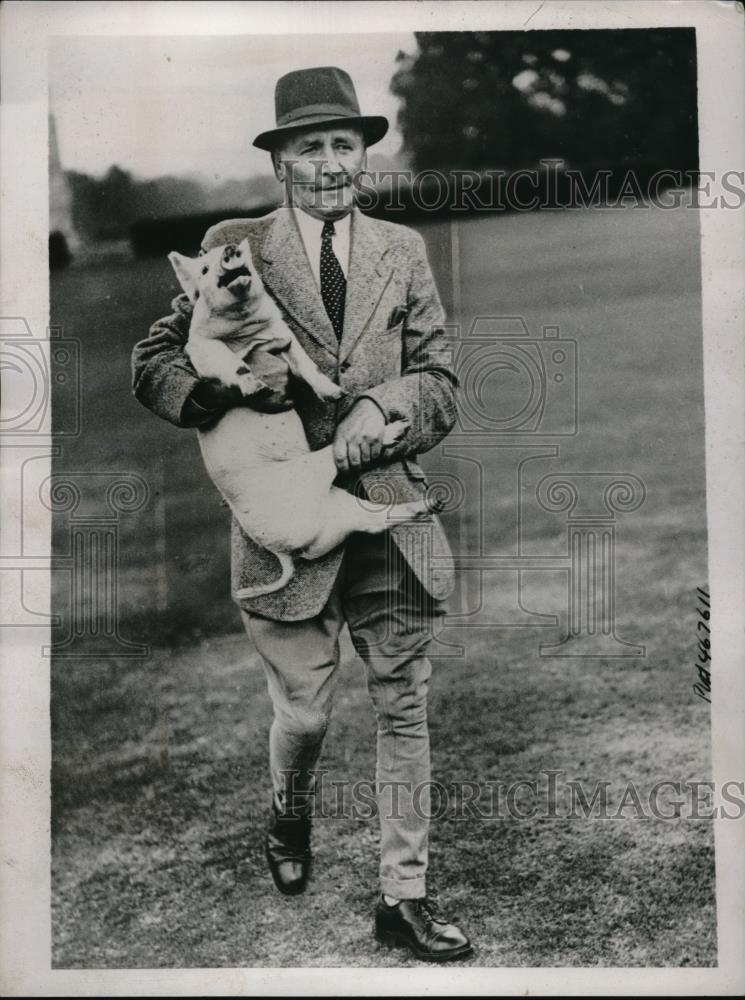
[50,203,715,967]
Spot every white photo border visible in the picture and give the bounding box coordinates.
[1,1,743,995]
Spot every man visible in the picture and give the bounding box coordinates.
[131,66,471,962]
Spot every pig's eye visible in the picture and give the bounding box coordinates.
[201,265,209,275]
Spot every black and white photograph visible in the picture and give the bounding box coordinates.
[1,0,744,994]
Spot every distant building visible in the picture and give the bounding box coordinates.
[49,114,79,264]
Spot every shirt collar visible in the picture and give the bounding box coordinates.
[292,207,352,246]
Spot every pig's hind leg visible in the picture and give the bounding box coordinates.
[276,420,420,560]
[300,488,439,561]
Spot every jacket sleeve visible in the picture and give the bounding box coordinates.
[357,232,458,457]
[131,292,216,428]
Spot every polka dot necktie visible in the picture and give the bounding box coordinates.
[320,220,346,340]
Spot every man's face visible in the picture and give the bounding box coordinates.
[272,126,366,221]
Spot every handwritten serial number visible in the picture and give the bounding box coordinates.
[693,586,711,704]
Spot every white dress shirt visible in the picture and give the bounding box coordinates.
[292,208,351,289]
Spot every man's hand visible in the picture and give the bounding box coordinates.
[333,398,387,473]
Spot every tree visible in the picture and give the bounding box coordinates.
[67,165,136,240]
[391,29,698,174]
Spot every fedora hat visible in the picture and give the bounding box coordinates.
[253,66,388,151]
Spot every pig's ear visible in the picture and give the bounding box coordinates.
[168,252,199,302]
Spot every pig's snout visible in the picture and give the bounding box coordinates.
[216,244,252,290]
[222,244,242,266]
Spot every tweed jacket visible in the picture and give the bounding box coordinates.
[131,206,458,621]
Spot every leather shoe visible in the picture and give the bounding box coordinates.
[265,799,312,896]
[374,896,473,961]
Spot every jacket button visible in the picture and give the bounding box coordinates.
[339,360,350,374]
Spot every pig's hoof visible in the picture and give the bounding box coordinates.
[238,373,268,397]
[315,383,345,401]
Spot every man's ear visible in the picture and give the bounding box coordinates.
[168,252,199,302]
[271,149,285,183]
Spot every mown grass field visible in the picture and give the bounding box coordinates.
[50,203,715,967]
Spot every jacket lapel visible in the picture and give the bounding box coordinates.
[338,210,393,364]
[259,208,338,359]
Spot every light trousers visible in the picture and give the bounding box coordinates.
[242,530,442,900]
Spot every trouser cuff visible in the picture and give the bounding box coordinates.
[380,875,426,900]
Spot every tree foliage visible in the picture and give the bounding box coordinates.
[66,166,207,240]
[391,29,698,174]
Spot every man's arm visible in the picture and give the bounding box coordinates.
[131,292,208,427]
[334,231,457,468]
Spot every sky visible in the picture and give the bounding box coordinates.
[49,32,417,181]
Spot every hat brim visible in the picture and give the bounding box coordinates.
[253,114,388,152]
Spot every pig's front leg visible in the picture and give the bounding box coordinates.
[186,336,266,397]
[282,334,344,400]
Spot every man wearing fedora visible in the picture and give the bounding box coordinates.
[132,66,471,962]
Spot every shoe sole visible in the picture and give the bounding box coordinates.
[375,928,473,962]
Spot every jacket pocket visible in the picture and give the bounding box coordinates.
[386,305,409,328]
